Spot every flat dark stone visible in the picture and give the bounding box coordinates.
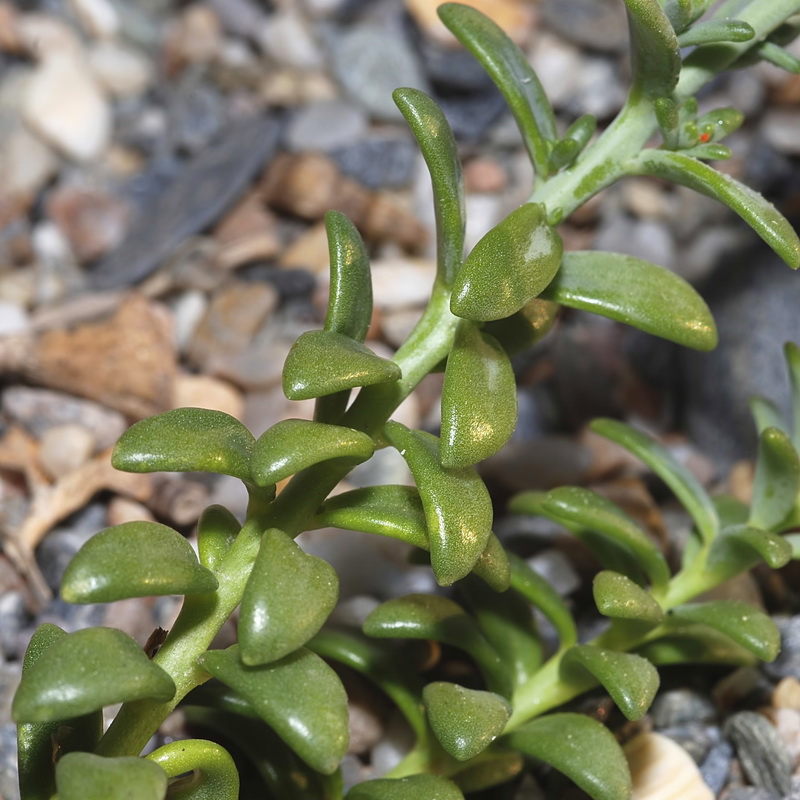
[724,711,792,797]
[92,115,282,289]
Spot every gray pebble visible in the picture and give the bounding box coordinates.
[0,723,19,800]
[700,739,734,795]
[651,689,717,728]
[724,788,780,800]
[785,775,800,800]
[659,723,717,764]
[764,616,800,682]
[724,711,793,797]
[285,99,368,154]
[0,301,29,336]
[330,133,417,189]
[539,0,629,52]
[167,71,226,155]
[0,591,29,662]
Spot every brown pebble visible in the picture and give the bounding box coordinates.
[38,423,95,479]
[107,496,155,527]
[151,477,210,526]
[280,220,331,274]
[463,157,508,194]
[171,373,244,419]
[728,459,754,506]
[774,678,800,712]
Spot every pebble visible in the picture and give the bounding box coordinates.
[528,32,585,110]
[170,289,208,353]
[0,300,29,336]
[69,0,119,39]
[463,157,508,195]
[724,712,793,797]
[106,496,154,527]
[700,740,734,795]
[167,72,226,155]
[167,5,223,67]
[0,117,59,199]
[0,590,28,662]
[652,689,718,729]
[171,373,244,419]
[38,423,96,479]
[594,215,676,270]
[773,677,800,711]
[527,549,581,597]
[659,724,717,765]
[369,257,436,310]
[285,99,369,154]
[88,40,154,97]
[370,708,416,777]
[331,133,417,189]
[256,7,324,71]
[762,109,800,155]
[539,0,628,53]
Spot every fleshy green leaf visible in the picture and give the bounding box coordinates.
[662,0,700,33]
[695,107,744,142]
[549,114,597,171]
[437,3,556,176]
[61,522,218,604]
[383,422,492,586]
[507,550,578,648]
[670,600,781,662]
[56,753,167,800]
[423,682,511,761]
[197,505,240,572]
[786,533,800,559]
[787,342,800,450]
[112,408,255,481]
[749,396,789,437]
[756,41,800,73]
[146,739,239,800]
[347,775,464,800]
[749,427,800,531]
[539,251,717,350]
[311,485,429,549]
[677,19,754,46]
[323,210,372,342]
[450,752,524,794]
[680,143,732,160]
[593,571,664,625]
[283,330,401,401]
[251,419,375,487]
[561,646,659,721]
[363,594,512,698]
[13,627,175,723]
[394,88,464,287]
[441,322,517,467]
[631,150,800,269]
[471,532,511,591]
[706,524,792,581]
[450,204,563,322]
[17,624,103,800]
[239,529,338,665]
[542,487,670,590]
[505,713,632,800]
[623,0,681,103]
[590,418,719,543]
[198,646,348,775]
[482,298,559,356]
[636,627,757,666]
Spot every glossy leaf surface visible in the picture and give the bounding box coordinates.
[13,627,175,723]
[549,114,596,171]
[113,408,254,481]
[707,524,792,581]
[756,41,800,74]
[472,532,511,591]
[384,422,492,586]
[283,330,401,401]
[623,0,680,102]
[424,682,511,761]
[347,775,464,800]
[450,752,524,794]
[539,251,717,350]
[637,627,757,666]
[787,342,800,449]
[482,298,558,356]
[311,485,429,549]
[324,210,372,342]
[394,88,464,287]
[542,487,670,590]
[590,418,719,543]
[441,323,517,467]
[451,204,563,322]
[252,419,374,487]
[61,521,217,604]
[363,594,512,698]
[561,646,659,721]
[197,505,240,572]
[505,713,632,800]
[240,528,338,665]
[670,600,780,661]
[147,739,239,800]
[56,753,167,800]
[677,19,754,47]
[199,646,348,774]
[438,3,556,176]
[593,571,664,625]
[632,150,800,269]
[749,427,800,530]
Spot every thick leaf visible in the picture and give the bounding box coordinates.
[756,41,800,73]
[670,600,781,661]
[347,775,464,800]
[450,752,524,794]
[637,627,757,666]
[542,487,670,590]
[631,150,800,269]
[323,210,372,342]
[749,396,789,437]
[56,753,167,800]
[424,682,511,761]
[505,713,632,800]
[438,3,556,176]
[17,624,103,800]
[707,524,792,581]
[549,114,597,171]
[441,322,517,467]
[198,646,348,774]
[197,505,240,572]
[590,418,719,543]
[146,739,239,800]
[311,485,429,549]
[561,646,659,720]
[695,107,744,142]
[593,571,664,625]
[383,422,492,586]
[623,0,681,102]
[680,143,732,160]
[677,19,754,47]
[112,408,255,481]
[13,627,175,723]
[283,330,401,401]
[787,533,800,559]
[61,521,217,604]
[539,251,717,351]
[662,0,697,33]
[482,298,559,356]
[507,551,578,648]
[451,204,563,322]
[363,594,512,698]
[394,88,464,287]
[472,532,511,591]
[749,427,800,530]
[787,342,800,450]
[251,419,374,487]
[240,528,338,665]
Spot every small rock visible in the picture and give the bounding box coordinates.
[651,689,718,729]
[285,99,368,154]
[539,0,628,53]
[38,423,96,479]
[150,476,210,527]
[379,307,424,348]
[762,109,800,155]
[723,788,780,800]
[256,7,324,70]
[724,711,793,796]
[659,724,716,765]
[700,740,733,796]
[172,373,244,419]
[88,40,154,97]
[166,4,223,68]
[281,220,331,274]
[429,87,508,142]
[15,14,83,59]
[0,118,59,198]
[330,133,417,189]
[0,724,18,799]
[106,496,154,527]
[528,32,584,109]
[167,72,226,155]
[370,709,415,777]
[68,0,119,39]
[594,215,676,270]
[369,257,436,310]
[207,0,265,39]
[769,708,800,770]
[773,677,800,711]
[170,289,208,354]
[526,549,580,597]
[0,300,29,336]
[347,696,384,755]
[463,157,508,194]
